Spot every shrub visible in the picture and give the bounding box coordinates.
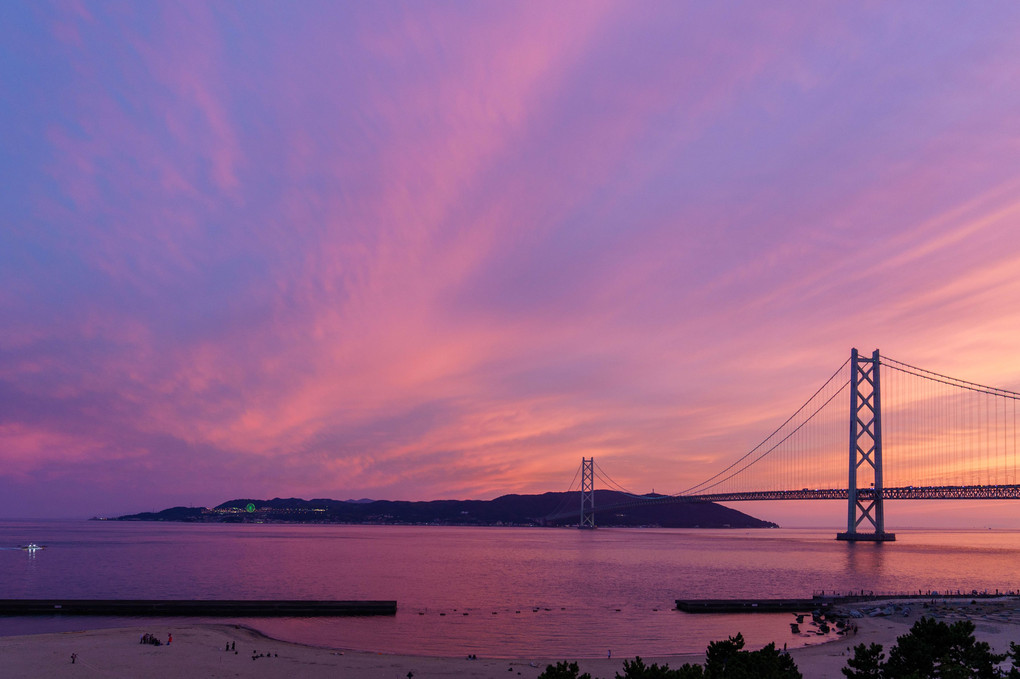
[538,660,591,679]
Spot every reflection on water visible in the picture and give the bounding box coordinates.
[842,541,887,586]
[2,522,1019,656]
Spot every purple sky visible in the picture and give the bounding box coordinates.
[3,2,1020,525]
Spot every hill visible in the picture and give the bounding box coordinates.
[113,490,777,528]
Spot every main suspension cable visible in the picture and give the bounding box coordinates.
[677,358,851,496]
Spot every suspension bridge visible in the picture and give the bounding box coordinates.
[548,348,1020,541]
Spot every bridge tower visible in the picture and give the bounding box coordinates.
[580,457,596,529]
[837,348,896,542]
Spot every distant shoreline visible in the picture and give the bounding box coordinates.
[104,491,778,529]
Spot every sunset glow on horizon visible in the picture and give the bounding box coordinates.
[4,2,1020,525]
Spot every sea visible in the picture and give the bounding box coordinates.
[1,521,1018,658]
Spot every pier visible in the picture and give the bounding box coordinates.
[677,590,1020,613]
[676,598,828,613]
[0,599,396,616]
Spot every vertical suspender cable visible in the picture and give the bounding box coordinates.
[986,390,991,485]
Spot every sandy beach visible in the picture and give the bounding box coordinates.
[3,600,1019,678]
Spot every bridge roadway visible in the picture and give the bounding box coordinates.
[546,484,1020,521]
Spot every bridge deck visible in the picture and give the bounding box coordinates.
[545,485,1020,521]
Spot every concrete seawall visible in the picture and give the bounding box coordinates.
[677,591,1020,613]
[676,598,827,613]
[0,599,396,616]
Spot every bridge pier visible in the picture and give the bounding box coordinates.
[839,348,895,542]
[836,531,896,542]
[580,457,595,529]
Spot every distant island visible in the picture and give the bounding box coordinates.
[109,490,778,528]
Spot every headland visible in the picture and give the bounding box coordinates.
[107,490,778,528]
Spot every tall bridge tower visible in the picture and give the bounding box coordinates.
[838,348,896,542]
[580,457,596,529]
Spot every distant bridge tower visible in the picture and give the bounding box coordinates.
[580,457,596,529]
[838,349,896,542]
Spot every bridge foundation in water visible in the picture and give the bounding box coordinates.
[836,531,896,542]
[839,348,895,542]
[579,457,596,529]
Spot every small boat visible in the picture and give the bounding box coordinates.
[20,543,46,551]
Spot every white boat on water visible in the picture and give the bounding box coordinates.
[20,543,46,551]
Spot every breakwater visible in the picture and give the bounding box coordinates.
[676,598,829,613]
[0,599,396,616]
[677,590,1020,613]
[812,589,1019,603]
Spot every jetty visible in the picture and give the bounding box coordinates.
[0,599,396,616]
[677,590,1020,613]
[676,598,827,613]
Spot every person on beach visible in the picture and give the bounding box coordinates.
[168,633,172,645]
[71,653,77,664]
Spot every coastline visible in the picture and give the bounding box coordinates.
[4,600,1020,678]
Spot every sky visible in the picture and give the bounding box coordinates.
[3,2,1020,526]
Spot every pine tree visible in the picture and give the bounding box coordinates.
[842,642,885,679]
[873,617,1004,679]
[538,660,591,679]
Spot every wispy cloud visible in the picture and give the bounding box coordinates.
[2,2,1020,520]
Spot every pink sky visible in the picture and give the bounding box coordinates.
[3,2,1020,526]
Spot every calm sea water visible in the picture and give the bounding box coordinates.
[1,521,1018,657]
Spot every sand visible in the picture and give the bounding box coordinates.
[3,600,1019,678]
